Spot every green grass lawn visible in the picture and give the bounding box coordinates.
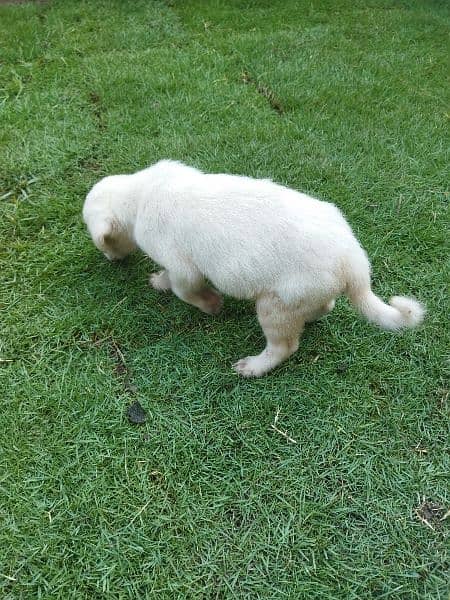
[1,0,449,597]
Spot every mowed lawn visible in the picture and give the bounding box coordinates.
[1,0,449,597]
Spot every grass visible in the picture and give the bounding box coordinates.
[0,0,449,597]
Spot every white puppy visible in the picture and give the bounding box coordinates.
[83,160,424,377]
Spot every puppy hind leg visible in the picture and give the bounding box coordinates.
[233,294,305,377]
[305,298,336,323]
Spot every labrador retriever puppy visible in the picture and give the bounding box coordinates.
[83,160,424,377]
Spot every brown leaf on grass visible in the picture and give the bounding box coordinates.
[415,499,448,530]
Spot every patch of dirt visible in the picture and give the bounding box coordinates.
[108,340,137,394]
[241,70,284,115]
[88,91,106,131]
[89,332,137,395]
[415,500,449,530]
[77,157,102,172]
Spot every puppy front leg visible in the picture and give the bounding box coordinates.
[150,269,172,291]
[158,268,223,315]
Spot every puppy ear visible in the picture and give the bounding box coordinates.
[94,219,115,247]
[102,229,113,246]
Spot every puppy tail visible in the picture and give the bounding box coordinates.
[346,267,425,331]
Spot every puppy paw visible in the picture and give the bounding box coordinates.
[325,298,336,313]
[198,289,223,315]
[232,356,268,378]
[149,270,171,291]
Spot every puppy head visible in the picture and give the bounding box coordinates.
[83,176,137,261]
[87,217,136,261]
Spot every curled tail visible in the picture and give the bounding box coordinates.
[349,288,425,330]
[346,258,425,330]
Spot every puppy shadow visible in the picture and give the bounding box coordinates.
[78,249,333,381]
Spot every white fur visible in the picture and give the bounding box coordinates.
[83,160,425,376]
